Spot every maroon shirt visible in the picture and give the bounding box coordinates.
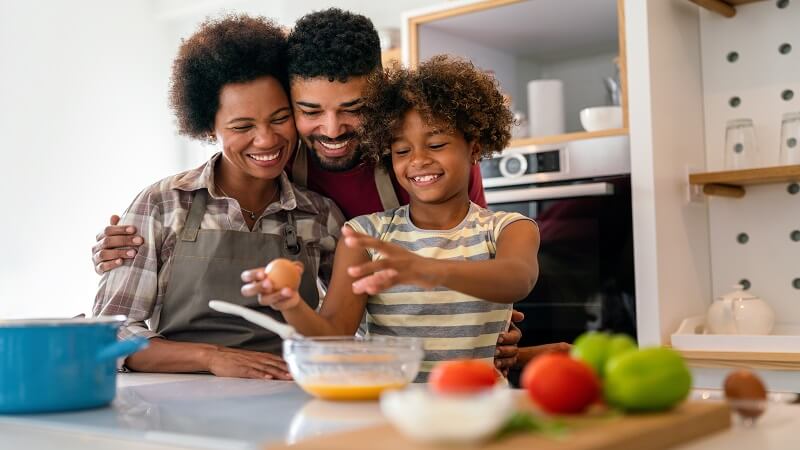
[289,150,487,220]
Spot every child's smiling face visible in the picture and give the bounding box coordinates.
[390,109,479,205]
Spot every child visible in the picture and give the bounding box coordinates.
[243,55,540,380]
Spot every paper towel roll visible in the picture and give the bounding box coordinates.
[527,79,565,137]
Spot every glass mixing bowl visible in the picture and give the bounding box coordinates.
[284,336,424,401]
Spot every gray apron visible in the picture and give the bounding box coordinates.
[291,142,400,210]
[157,189,319,354]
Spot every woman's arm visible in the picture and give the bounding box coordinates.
[344,220,540,303]
[241,232,370,337]
[515,342,572,368]
[93,188,164,340]
[125,339,290,379]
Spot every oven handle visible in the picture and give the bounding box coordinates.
[485,182,614,204]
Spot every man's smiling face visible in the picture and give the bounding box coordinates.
[290,75,369,172]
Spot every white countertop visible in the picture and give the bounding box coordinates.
[0,373,798,450]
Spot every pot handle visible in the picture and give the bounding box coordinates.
[96,336,149,363]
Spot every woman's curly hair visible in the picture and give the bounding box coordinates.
[287,8,381,82]
[360,55,513,166]
[169,14,288,140]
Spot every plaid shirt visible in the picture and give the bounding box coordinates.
[93,152,344,339]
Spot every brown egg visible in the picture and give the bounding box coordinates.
[724,369,767,419]
[265,258,301,291]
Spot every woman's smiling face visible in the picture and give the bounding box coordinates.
[213,76,297,181]
[390,109,478,205]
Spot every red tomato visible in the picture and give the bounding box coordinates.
[521,353,600,414]
[429,360,497,394]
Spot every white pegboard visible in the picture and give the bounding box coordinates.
[699,0,800,324]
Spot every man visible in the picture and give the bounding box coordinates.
[284,8,487,219]
[92,8,522,372]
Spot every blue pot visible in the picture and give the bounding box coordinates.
[0,316,148,414]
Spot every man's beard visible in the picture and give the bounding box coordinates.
[304,132,364,172]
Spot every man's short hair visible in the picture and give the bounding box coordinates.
[287,8,381,82]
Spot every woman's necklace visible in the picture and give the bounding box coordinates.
[215,184,279,220]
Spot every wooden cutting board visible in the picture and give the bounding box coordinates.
[268,401,731,450]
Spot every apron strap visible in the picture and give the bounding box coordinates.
[284,211,300,254]
[374,165,400,210]
[291,142,308,188]
[181,190,208,242]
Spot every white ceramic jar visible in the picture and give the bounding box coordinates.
[706,285,775,335]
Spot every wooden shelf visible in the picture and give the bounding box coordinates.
[677,349,800,371]
[509,128,628,148]
[689,165,800,198]
[688,0,768,18]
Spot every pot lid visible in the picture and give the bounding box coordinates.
[0,315,126,328]
[717,284,760,301]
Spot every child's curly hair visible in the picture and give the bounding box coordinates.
[359,55,513,165]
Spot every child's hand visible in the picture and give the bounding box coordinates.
[240,264,303,311]
[342,226,440,294]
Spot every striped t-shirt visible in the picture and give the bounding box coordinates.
[346,202,533,381]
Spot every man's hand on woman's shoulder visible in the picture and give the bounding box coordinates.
[92,214,145,274]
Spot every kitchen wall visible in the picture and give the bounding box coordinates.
[0,0,178,318]
[417,28,619,133]
[698,2,800,322]
[418,26,519,107]
[537,52,619,133]
[0,0,439,319]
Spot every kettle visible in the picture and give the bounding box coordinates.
[706,285,775,335]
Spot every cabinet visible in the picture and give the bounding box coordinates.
[402,0,628,147]
[626,0,800,391]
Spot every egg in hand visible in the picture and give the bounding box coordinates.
[265,258,302,291]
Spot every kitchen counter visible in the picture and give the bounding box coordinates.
[0,373,798,450]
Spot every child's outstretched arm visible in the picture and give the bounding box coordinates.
[344,221,540,303]
[240,237,371,337]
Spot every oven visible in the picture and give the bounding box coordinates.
[482,136,636,348]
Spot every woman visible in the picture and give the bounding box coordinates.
[93,15,343,379]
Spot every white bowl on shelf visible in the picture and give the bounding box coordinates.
[580,106,622,132]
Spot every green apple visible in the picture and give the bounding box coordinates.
[606,334,638,363]
[571,332,637,377]
[571,331,611,376]
[603,347,692,412]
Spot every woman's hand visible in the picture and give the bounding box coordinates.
[342,226,439,295]
[206,346,291,380]
[240,263,304,311]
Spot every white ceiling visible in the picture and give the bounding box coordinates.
[422,0,619,61]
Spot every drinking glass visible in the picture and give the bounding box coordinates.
[779,112,800,165]
[724,118,759,170]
